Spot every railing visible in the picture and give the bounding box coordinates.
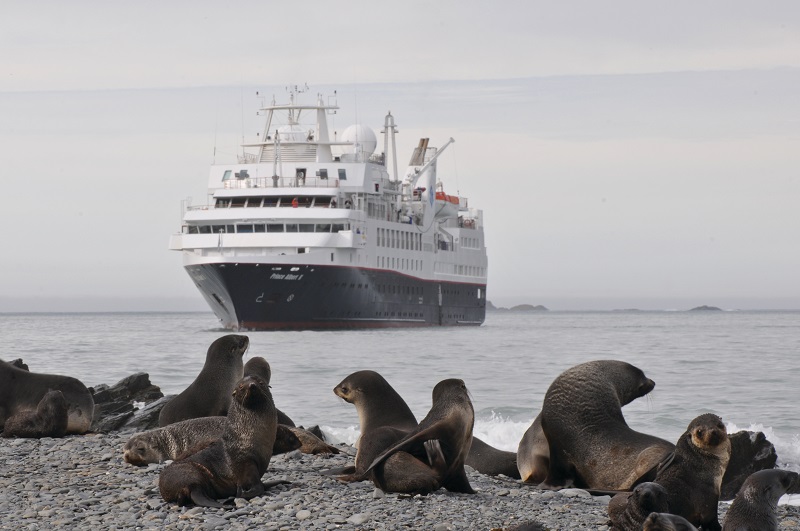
[237,153,258,164]
[223,176,340,189]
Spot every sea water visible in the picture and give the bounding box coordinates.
[2,310,799,478]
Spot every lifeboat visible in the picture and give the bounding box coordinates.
[434,190,460,218]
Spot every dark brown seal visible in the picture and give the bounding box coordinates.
[123,416,300,466]
[158,334,247,427]
[243,356,295,426]
[655,413,731,531]
[607,481,670,531]
[539,360,674,490]
[1,390,69,438]
[0,359,94,434]
[722,469,800,531]
[333,369,517,479]
[158,374,284,507]
[643,512,699,531]
[362,378,475,495]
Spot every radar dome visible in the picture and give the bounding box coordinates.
[341,124,377,159]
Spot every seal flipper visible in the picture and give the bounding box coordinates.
[189,487,227,508]
[442,466,475,494]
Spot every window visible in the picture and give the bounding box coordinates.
[299,224,315,233]
[338,169,347,180]
[286,224,298,232]
[254,224,266,233]
[222,170,233,181]
[332,223,345,232]
[231,197,246,208]
[247,197,263,208]
[237,224,254,233]
[316,224,331,232]
[267,224,284,233]
[318,169,328,179]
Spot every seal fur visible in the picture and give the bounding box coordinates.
[655,413,731,531]
[158,334,247,427]
[1,390,69,438]
[722,468,800,531]
[607,481,670,531]
[539,360,674,490]
[158,374,283,507]
[0,359,94,434]
[644,513,699,531]
[362,378,475,495]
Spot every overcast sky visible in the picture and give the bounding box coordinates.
[1,1,799,311]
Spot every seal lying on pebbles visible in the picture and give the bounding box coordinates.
[655,413,731,531]
[722,469,800,531]
[539,360,674,490]
[123,416,301,466]
[158,375,286,507]
[158,334,247,427]
[362,378,476,495]
[607,481,670,531]
[0,359,94,434]
[643,512,699,531]
[1,390,69,438]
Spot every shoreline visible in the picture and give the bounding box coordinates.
[1,433,799,530]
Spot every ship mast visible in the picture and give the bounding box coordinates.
[382,112,399,181]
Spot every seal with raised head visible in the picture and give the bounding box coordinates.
[334,369,518,479]
[158,334,247,427]
[720,430,778,501]
[1,390,69,439]
[362,378,476,495]
[0,359,94,434]
[243,356,295,426]
[124,416,301,466]
[643,513,699,531]
[158,374,284,507]
[722,469,800,531]
[539,360,674,490]
[655,413,731,531]
[607,481,670,531]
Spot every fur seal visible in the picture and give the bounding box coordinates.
[655,413,731,531]
[722,469,800,531]
[243,356,295,426]
[539,360,674,490]
[158,374,284,507]
[333,369,517,479]
[0,359,94,434]
[644,513,699,531]
[1,390,69,438]
[362,378,476,495]
[158,334,247,427]
[607,481,670,531]
[123,416,301,466]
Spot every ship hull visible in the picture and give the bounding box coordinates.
[186,263,486,330]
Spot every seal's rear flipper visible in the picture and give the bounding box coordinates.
[262,479,291,490]
[320,465,357,476]
[189,488,227,508]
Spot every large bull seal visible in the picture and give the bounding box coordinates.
[158,375,285,507]
[158,334,247,427]
[0,359,94,434]
[362,378,476,495]
[539,360,674,490]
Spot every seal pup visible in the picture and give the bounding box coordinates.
[655,413,731,531]
[123,416,301,466]
[158,374,285,507]
[539,360,674,490]
[0,359,94,434]
[607,481,670,531]
[1,390,69,438]
[517,412,549,483]
[644,513,699,531]
[722,469,800,531]
[362,378,476,495]
[158,334,247,427]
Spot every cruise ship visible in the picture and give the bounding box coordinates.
[169,87,488,330]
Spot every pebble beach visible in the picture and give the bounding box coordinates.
[2,433,799,530]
